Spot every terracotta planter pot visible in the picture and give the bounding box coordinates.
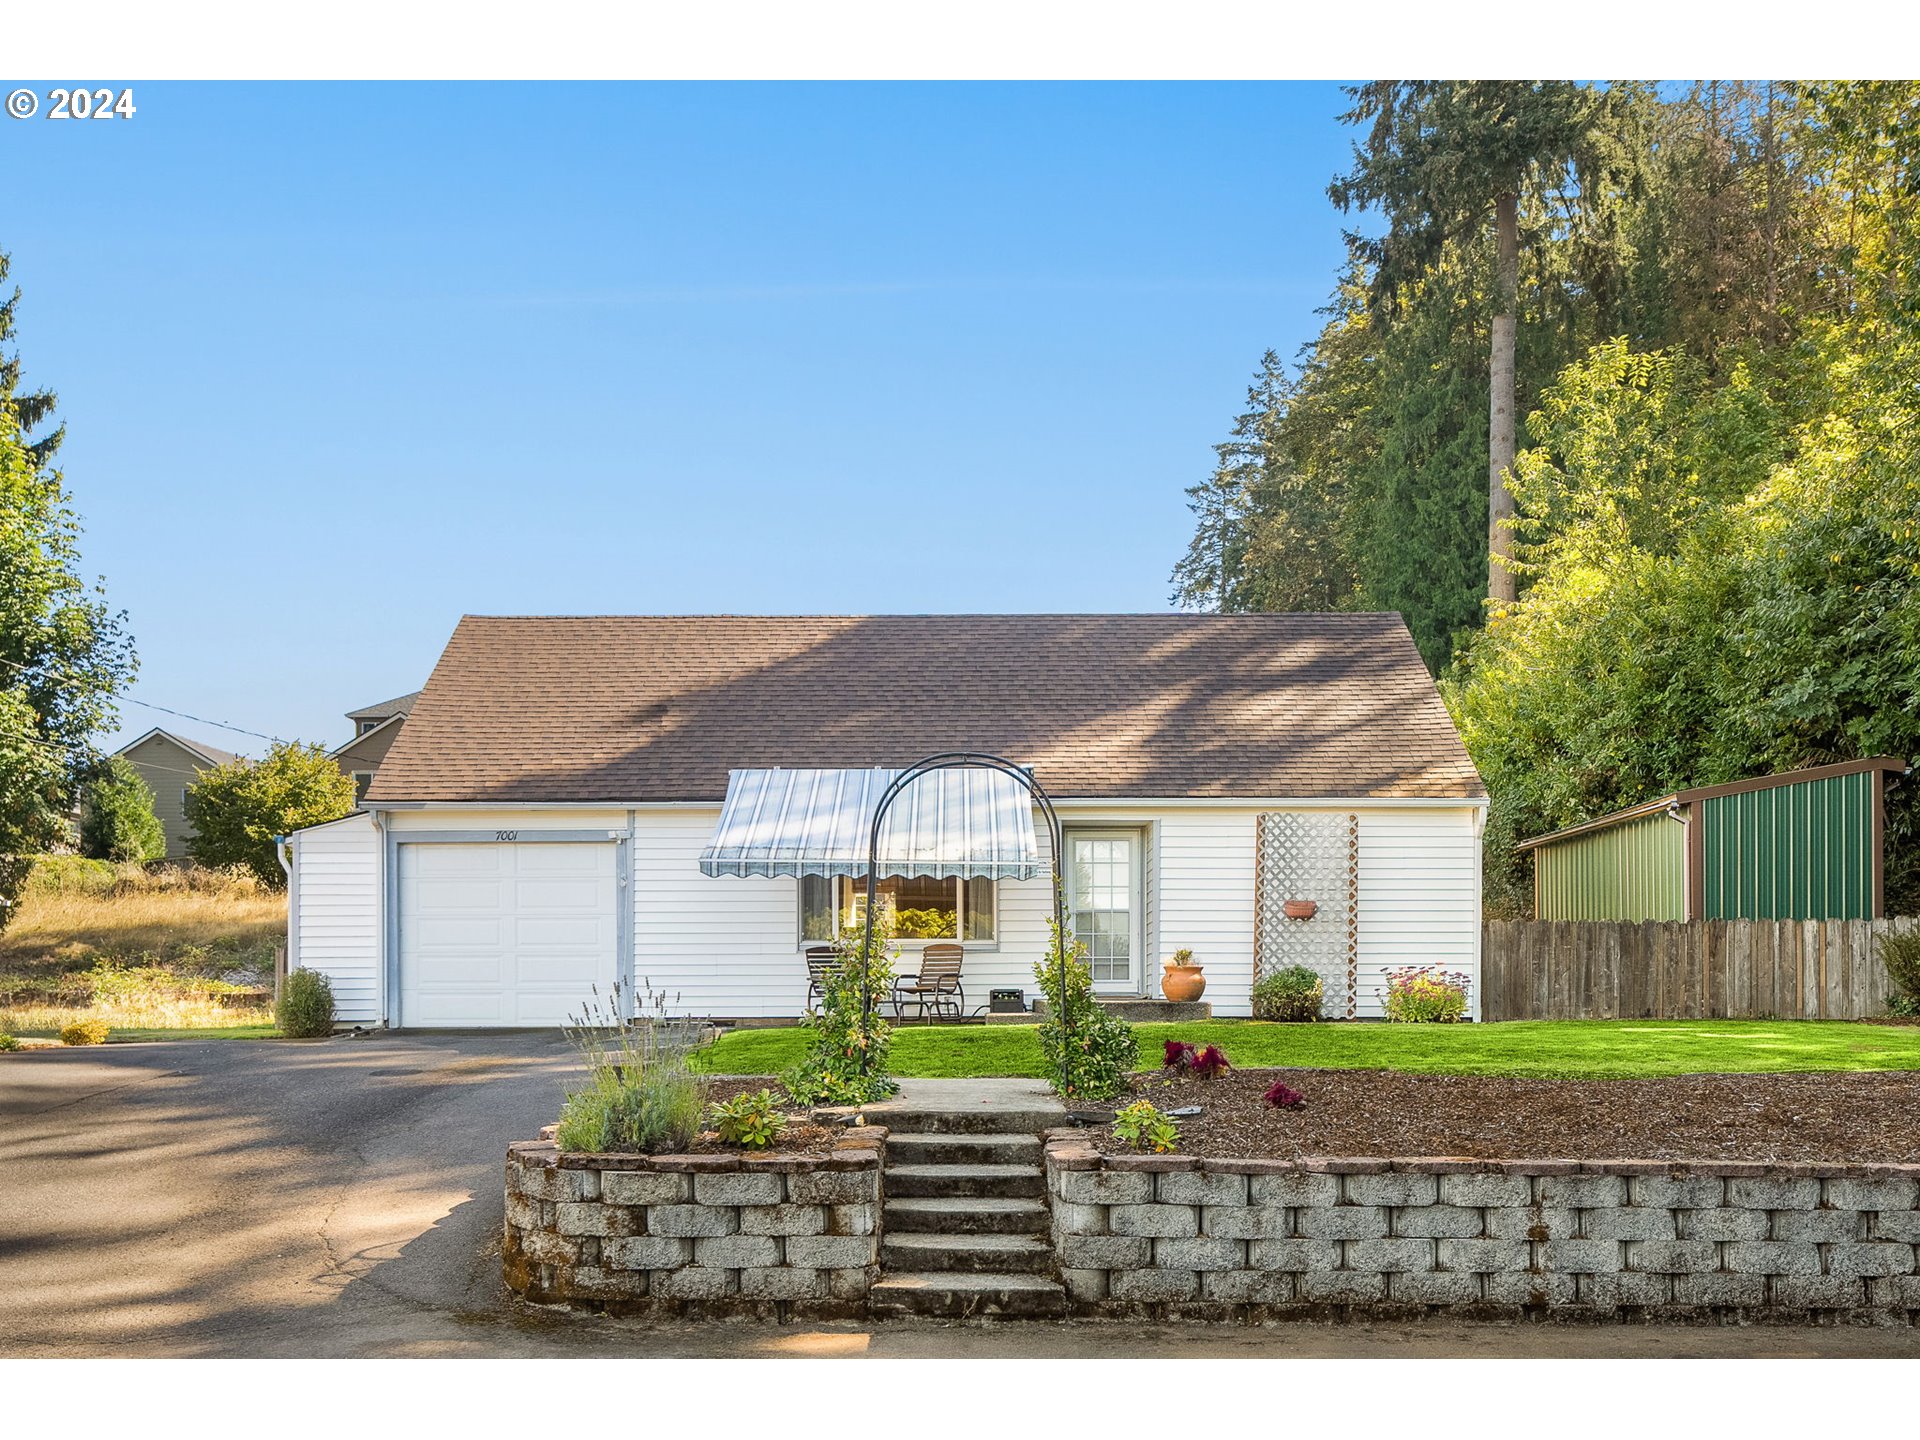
[1161,963,1207,1003]
[1283,899,1318,920]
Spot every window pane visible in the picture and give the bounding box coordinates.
[838,875,958,940]
[964,878,995,940]
[799,874,835,942]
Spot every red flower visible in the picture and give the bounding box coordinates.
[1162,1040,1197,1071]
[1262,1079,1305,1109]
[1192,1044,1231,1077]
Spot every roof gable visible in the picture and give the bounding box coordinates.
[367,614,1485,805]
[346,690,421,723]
[114,726,243,769]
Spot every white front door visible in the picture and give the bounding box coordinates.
[398,842,619,1027]
[1065,830,1143,995]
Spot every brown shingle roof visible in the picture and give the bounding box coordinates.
[366,614,1485,805]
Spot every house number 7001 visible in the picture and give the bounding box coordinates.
[495,830,519,841]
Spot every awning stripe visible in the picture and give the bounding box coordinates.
[698,766,1041,880]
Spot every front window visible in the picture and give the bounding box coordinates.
[352,771,374,802]
[800,875,995,945]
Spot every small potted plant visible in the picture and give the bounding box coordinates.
[1161,947,1206,1003]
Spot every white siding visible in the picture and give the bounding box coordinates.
[1153,811,1260,1016]
[290,812,382,1025]
[386,808,628,834]
[631,808,1057,1017]
[286,800,1484,1027]
[1356,808,1482,1019]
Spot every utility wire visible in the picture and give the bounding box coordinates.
[0,654,289,746]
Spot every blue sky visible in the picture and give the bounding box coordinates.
[4,82,1357,755]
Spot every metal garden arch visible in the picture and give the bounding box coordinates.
[856,752,1074,1094]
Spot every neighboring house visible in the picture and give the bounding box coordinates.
[1516,756,1908,922]
[111,727,242,861]
[330,690,420,804]
[283,614,1487,1029]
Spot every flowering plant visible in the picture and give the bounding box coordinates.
[1262,1078,1306,1109]
[1162,1039,1231,1077]
[1381,966,1471,1023]
[1112,1099,1180,1153]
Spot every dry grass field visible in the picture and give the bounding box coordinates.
[0,859,285,1040]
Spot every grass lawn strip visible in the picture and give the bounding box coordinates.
[695,1018,1920,1081]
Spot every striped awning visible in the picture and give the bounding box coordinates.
[697,767,1041,880]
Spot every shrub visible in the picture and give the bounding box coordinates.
[0,1033,20,1051]
[1162,1039,1230,1077]
[60,1018,111,1045]
[1881,931,1920,1013]
[185,741,357,887]
[555,983,708,1154]
[1382,966,1471,1023]
[707,1088,789,1148]
[1112,1099,1179,1154]
[78,757,166,863]
[276,968,335,1037]
[1251,965,1324,1021]
[1034,918,1135,1100]
[1262,1078,1306,1109]
[1168,947,1196,967]
[785,913,897,1107]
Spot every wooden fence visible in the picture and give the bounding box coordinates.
[1480,917,1919,1021]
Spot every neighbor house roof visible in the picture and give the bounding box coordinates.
[366,614,1486,806]
[346,690,421,723]
[114,726,242,769]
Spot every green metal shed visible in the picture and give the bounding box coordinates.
[1516,757,1907,921]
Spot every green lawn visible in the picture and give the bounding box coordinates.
[695,1018,1920,1081]
[7,1022,281,1044]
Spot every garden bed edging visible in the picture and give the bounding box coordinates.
[1043,1133,1920,1324]
[503,1126,886,1318]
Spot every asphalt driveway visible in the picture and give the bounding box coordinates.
[1,1032,1914,1358]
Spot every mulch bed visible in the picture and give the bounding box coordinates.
[681,1076,838,1156]
[1095,1067,1920,1164]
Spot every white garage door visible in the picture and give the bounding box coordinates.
[398,842,619,1027]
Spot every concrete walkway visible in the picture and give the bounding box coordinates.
[850,1076,1065,1122]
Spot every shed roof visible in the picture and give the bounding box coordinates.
[1514,756,1909,852]
[365,613,1485,805]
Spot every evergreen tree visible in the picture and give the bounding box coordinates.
[79,756,166,862]
[1330,82,1604,608]
[0,249,135,926]
[0,248,63,469]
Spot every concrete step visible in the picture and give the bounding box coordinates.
[881,1231,1055,1275]
[882,1196,1051,1236]
[832,1107,1062,1135]
[884,1163,1045,1200]
[886,1132,1043,1167]
[869,1271,1068,1319]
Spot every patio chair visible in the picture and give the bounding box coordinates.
[891,943,966,1022]
[804,945,839,1012]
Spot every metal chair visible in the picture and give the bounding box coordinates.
[803,945,839,1012]
[891,943,965,1022]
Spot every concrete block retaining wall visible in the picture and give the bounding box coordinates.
[1042,1133,1920,1323]
[503,1126,886,1318]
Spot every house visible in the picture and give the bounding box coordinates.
[1516,757,1908,922]
[282,614,1487,1029]
[329,690,420,804]
[111,727,243,860]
